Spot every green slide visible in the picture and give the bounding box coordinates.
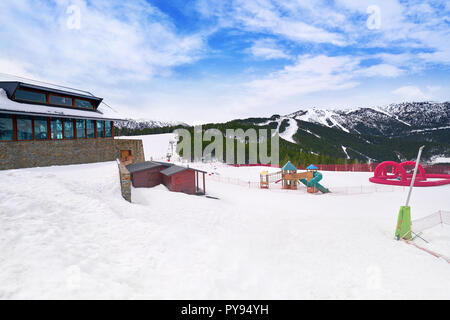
[299,172,331,193]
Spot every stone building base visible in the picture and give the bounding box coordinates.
[117,161,132,202]
[0,138,145,170]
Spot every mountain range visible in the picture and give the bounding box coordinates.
[115,119,188,131]
[116,102,450,163]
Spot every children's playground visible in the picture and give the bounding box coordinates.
[260,161,331,194]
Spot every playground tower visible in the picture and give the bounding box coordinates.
[282,161,298,190]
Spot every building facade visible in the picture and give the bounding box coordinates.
[0,81,144,170]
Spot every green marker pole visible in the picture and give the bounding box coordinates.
[396,145,425,240]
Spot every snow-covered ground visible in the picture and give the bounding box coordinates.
[430,156,450,164]
[1,134,449,300]
[117,133,177,160]
[279,118,298,143]
[418,225,450,261]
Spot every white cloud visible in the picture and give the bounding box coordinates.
[248,39,292,60]
[1,0,449,123]
[0,58,35,79]
[198,0,347,46]
[233,55,361,114]
[392,86,431,101]
[0,0,206,87]
[357,64,404,78]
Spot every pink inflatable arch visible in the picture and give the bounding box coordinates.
[369,161,450,187]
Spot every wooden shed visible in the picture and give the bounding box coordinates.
[161,166,206,195]
[126,161,169,188]
[126,161,206,195]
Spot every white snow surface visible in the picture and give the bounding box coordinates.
[279,118,298,143]
[0,89,125,121]
[417,225,450,260]
[1,134,450,300]
[341,146,350,159]
[116,133,178,160]
[430,156,450,164]
[295,109,350,133]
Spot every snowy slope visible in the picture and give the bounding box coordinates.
[279,118,298,143]
[116,133,178,160]
[0,134,449,299]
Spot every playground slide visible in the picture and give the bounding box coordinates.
[315,182,331,194]
[299,172,331,193]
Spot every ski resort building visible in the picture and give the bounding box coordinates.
[0,81,144,170]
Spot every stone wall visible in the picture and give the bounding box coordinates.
[0,138,145,170]
[117,161,132,202]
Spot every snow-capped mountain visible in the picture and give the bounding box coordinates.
[286,102,450,136]
[115,119,189,130]
[239,102,450,162]
[116,102,449,162]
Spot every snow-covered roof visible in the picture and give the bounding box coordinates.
[0,75,96,97]
[0,81,102,103]
[0,89,126,121]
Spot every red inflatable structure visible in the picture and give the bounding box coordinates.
[369,161,450,187]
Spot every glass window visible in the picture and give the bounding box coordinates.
[17,116,33,140]
[34,117,48,140]
[51,119,63,140]
[86,120,95,138]
[76,119,86,139]
[0,115,14,141]
[15,89,47,104]
[64,119,74,139]
[97,121,105,138]
[105,121,112,138]
[75,99,94,110]
[50,95,73,107]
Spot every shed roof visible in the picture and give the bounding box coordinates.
[282,161,297,171]
[152,161,175,167]
[126,161,167,174]
[160,165,207,177]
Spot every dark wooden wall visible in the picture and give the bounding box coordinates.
[162,174,172,191]
[131,166,164,188]
[130,168,199,195]
[170,170,196,195]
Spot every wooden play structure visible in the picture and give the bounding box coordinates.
[260,170,270,189]
[260,162,330,194]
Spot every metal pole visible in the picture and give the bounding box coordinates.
[405,146,425,207]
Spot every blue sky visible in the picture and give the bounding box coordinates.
[0,0,449,123]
